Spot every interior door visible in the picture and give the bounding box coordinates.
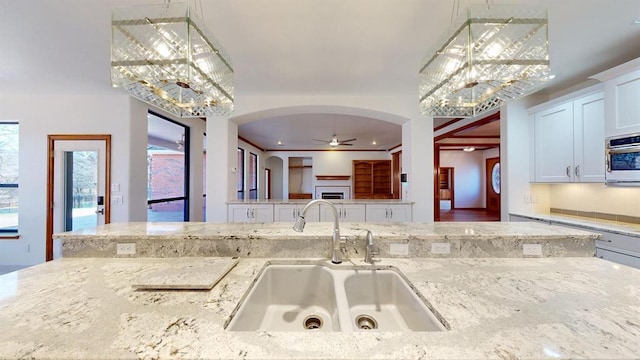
[47,135,111,261]
[486,157,500,213]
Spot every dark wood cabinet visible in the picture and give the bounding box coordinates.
[352,160,392,199]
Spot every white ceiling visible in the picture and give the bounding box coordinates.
[1,0,640,149]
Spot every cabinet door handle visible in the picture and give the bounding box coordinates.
[385,209,388,218]
[246,209,250,219]
[293,209,296,218]
[575,165,580,177]
[566,166,571,178]
[343,209,347,218]
[251,209,255,218]
[390,209,393,218]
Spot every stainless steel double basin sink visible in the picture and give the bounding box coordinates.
[225,260,449,332]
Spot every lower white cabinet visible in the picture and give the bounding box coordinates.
[274,204,320,222]
[509,213,640,270]
[227,204,274,223]
[366,204,412,222]
[320,203,365,222]
[596,247,640,269]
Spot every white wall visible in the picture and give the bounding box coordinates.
[237,138,267,200]
[265,156,284,199]
[206,116,236,222]
[0,93,143,265]
[502,96,551,219]
[440,150,484,208]
[404,116,433,221]
[549,183,640,217]
[265,150,392,199]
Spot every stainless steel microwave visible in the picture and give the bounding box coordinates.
[605,133,640,185]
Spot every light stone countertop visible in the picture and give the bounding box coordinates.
[1,256,640,359]
[56,222,599,259]
[511,212,640,237]
[225,199,415,205]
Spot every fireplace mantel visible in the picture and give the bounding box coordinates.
[315,175,350,181]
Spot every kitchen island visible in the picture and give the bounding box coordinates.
[1,256,639,359]
[3,222,638,359]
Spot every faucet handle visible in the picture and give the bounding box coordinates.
[340,235,355,244]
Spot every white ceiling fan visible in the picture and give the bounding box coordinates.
[312,134,357,147]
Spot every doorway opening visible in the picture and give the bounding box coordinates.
[434,112,501,222]
[46,134,111,261]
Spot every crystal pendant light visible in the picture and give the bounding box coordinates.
[419,4,550,118]
[111,2,233,117]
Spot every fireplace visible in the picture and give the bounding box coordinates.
[315,186,350,200]
[321,192,344,200]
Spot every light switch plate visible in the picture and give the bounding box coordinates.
[389,243,409,256]
[117,243,136,255]
[522,243,542,256]
[112,196,123,205]
[431,242,451,254]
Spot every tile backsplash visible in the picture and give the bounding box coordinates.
[549,183,640,218]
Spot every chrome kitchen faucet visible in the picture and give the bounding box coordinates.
[292,199,348,264]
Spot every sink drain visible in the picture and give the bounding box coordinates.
[355,314,378,330]
[303,315,323,330]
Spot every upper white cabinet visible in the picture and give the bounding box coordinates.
[573,92,606,182]
[320,203,365,222]
[274,203,320,222]
[591,58,640,137]
[366,204,412,222]
[228,204,274,223]
[531,88,605,183]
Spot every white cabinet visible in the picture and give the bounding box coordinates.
[227,204,273,223]
[320,203,365,222]
[366,204,412,222]
[604,69,640,136]
[531,90,605,183]
[274,203,320,222]
[591,58,640,137]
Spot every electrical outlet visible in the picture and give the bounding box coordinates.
[531,194,539,204]
[522,243,542,256]
[113,196,123,205]
[116,243,136,255]
[524,194,531,203]
[389,243,409,256]
[431,242,451,254]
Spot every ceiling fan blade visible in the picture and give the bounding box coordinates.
[339,143,353,146]
[312,139,329,143]
[340,138,357,143]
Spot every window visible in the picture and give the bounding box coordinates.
[147,112,189,221]
[249,152,258,199]
[237,147,245,199]
[0,122,19,233]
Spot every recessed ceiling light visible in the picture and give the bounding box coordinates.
[277,141,283,146]
[633,17,640,24]
[372,140,377,145]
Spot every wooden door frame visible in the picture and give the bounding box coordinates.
[46,134,111,261]
[485,156,501,214]
[439,166,455,209]
[392,151,401,199]
[265,168,271,200]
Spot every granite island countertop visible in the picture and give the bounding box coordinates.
[1,256,639,359]
[511,212,640,237]
[56,222,599,258]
